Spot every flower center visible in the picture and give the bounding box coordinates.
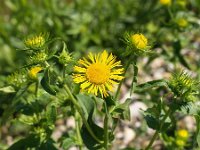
[86,63,110,84]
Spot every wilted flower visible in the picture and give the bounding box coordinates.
[73,50,124,97]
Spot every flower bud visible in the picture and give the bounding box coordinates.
[24,33,49,49]
[29,52,47,64]
[58,49,72,66]
[131,33,148,50]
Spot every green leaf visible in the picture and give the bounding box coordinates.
[76,93,95,120]
[135,79,168,92]
[18,114,38,125]
[76,94,104,149]
[61,138,76,149]
[41,68,58,95]
[7,134,40,150]
[173,40,190,69]
[111,98,132,120]
[39,139,57,150]
[104,95,116,107]
[0,86,15,94]
[46,105,57,124]
[144,114,159,130]
[81,122,104,150]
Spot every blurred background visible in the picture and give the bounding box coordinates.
[0,0,200,149]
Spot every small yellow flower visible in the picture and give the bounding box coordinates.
[28,66,42,80]
[131,33,148,50]
[176,129,189,140]
[159,0,171,5]
[177,18,188,28]
[73,50,124,97]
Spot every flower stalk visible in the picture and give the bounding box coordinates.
[62,82,102,143]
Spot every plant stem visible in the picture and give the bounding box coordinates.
[62,82,102,144]
[75,109,83,150]
[130,59,138,95]
[145,109,171,150]
[35,80,39,98]
[63,65,66,79]
[103,102,109,150]
[114,60,132,99]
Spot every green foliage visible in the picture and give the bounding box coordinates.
[0,0,200,150]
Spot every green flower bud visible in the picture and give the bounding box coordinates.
[58,42,73,66]
[24,33,49,49]
[168,70,199,103]
[124,32,151,56]
[7,70,27,88]
[29,52,47,64]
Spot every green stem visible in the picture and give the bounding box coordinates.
[75,109,83,150]
[103,102,109,150]
[114,60,132,99]
[35,80,39,98]
[63,65,66,79]
[62,82,102,144]
[145,109,171,150]
[130,59,138,95]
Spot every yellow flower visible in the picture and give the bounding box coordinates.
[176,129,189,140]
[73,50,124,97]
[28,66,43,80]
[159,0,171,5]
[131,33,148,50]
[177,18,188,28]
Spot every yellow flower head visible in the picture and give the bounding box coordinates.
[159,0,171,5]
[24,33,48,49]
[73,50,124,97]
[177,18,188,28]
[131,33,148,50]
[28,66,43,80]
[176,129,189,140]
